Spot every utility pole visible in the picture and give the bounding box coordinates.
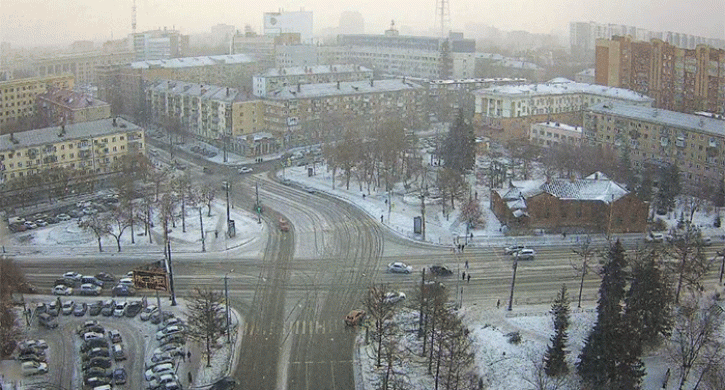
[256,181,261,224]
[418,268,426,337]
[167,241,177,306]
[225,272,231,344]
[225,181,230,222]
[719,249,725,284]
[507,256,518,311]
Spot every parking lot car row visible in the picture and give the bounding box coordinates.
[53,271,137,297]
[6,195,120,233]
[15,339,50,376]
[76,320,128,388]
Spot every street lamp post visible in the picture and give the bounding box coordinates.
[507,255,518,311]
[224,270,232,344]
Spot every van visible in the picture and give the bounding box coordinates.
[38,313,58,329]
[82,276,103,287]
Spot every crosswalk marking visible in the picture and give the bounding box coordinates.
[245,320,338,336]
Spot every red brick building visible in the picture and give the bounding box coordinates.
[491,172,648,234]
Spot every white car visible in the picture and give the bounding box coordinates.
[384,292,407,304]
[515,248,536,260]
[140,305,158,321]
[63,271,82,282]
[387,262,413,274]
[21,361,48,376]
[53,285,73,296]
[504,245,527,255]
[83,332,105,342]
[156,325,184,340]
[118,277,134,287]
[144,362,174,381]
[147,373,179,388]
[238,166,253,174]
[113,302,127,317]
[56,213,71,221]
[79,283,102,296]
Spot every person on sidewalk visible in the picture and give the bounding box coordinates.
[467,274,470,283]
[462,271,466,281]
[496,299,501,309]
[188,371,193,385]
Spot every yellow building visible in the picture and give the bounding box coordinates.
[0,74,75,132]
[37,88,111,127]
[0,117,144,185]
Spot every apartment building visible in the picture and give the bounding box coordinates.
[34,50,134,86]
[323,28,476,80]
[36,88,111,127]
[595,36,725,115]
[473,78,654,141]
[146,80,264,142]
[263,78,426,146]
[253,64,373,97]
[133,29,189,61]
[529,121,583,148]
[0,117,144,185]
[0,74,75,133]
[584,102,725,192]
[231,34,276,68]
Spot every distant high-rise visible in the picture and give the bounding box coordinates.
[132,28,189,61]
[263,10,313,44]
[338,11,364,35]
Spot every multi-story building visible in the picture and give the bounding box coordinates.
[146,80,264,143]
[231,33,276,68]
[570,21,725,62]
[274,44,320,68]
[98,54,258,122]
[36,87,111,127]
[323,27,476,80]
[473,78,654,141]
[263,78,426,146]
[33,50,134,86]
[475,53,546,82]
[253,64,373,97]
[263,10,314,44]
[0,117,145,185]
[529,121,583,148]
[584,102,725,193]
[0,74,75,133]
[595,36,725,115]
[132,29,189,61]
[575,68,596,84]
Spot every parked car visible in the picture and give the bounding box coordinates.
[46,301,60,316]
[113,368,127,385]
[63,271,82,282]
[81,339,109,353]
[124,301,143,317]
[109,329,122,344]
[238,166,253,174]
[73,302,88,316]
[150,311,174,325]
[504,245,527,255]
[156,325,184,340]
[61,300,75,315]
[53,285,73,296]
[645,232,665,243]
[82,356,112,370]
[144,362,175,381]
[83,332,105,342]
[89,301,103,316]
[21,361,48,376]
[153,344,184,357]
[344,309,366,326]
[95,272,115,283]
[112,344,126,361]
[383,291,407,304]
[428,265,453,276]
[140,305,158,321]
[38,313,58,329]
[24,221,38,229]
[18,353,46,363]
[83,366,112,380]
[81,276,104,287]
[159,334,186,347]
[387,262,412,274]
[56,213,71,221]
[147,373,180,388]
[112,285,135,297]
[35,219,48,227]
[101,300,115,316]
[85,376,111,388]
[82,347,110,361]
[80,283,102,296]
[117,277,134,287]
[113,302,127,317]
[701,236,713,246]
[515,248,536,260]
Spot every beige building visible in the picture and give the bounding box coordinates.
[0,74,75,133]
[473,78,654,141]
[253,64,373,97]
[263,78,426,146]
[529,121,583,148]
[584,102,725,192]
[146,80,264,143]
[37,88,111,127]
[0,117,145,185]
[34,51,134,86]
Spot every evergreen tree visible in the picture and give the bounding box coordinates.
[544,284,570,377]
[636,169,654,202]
[441,110,475,174]
[713,175,725,209]
[656,163,681,213]
[577,241,644,389]
[624,252,673,349]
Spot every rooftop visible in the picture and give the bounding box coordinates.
[38,88,109,110]
[533,121,583,133]
[266,79,423,100]
[588,102,725,136]
[0,118,142,151]
[131,54,255,69]
[496,172,627,205]
[258,64,372,77]
[147,80,258,103]
[474,78,653,102]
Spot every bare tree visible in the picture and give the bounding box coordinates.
[188,188,206,252]
[78,214,112,252]
[570,236,595,308]
[0,301,21,358]
[184,287,228,367]
[200,184,217,217]
[667,295,725,390]
[523,353,572,390]
[460,198,484,230]
[362,284,397,367]
[667,224,712,303]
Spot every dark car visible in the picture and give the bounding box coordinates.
[101,300,115,316]
[95,272,115,284]
[46,301,60,316]
[210,377,238,390]
[82,347,110,361]
[81,339,109,353]
[112,285,135,297]
[89,301,103,316]
[83,366,112,379]
[73,302,88,316]
[125,301,143,317]
[18,353,46,363]
[54,278,76,288]
[159,334,186,347]
[113,368,127,385]
[150,311,174,325]
[428,265,453,276]
[82,356,112,370]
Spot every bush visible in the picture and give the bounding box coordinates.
[506,331,522,344]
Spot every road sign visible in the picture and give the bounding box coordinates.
[132,268,168,291]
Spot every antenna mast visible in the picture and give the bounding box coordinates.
[434,0,451,37]
[132,0,137,35]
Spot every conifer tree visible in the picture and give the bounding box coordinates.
[441,110,475,174]
[577,240,644,389]
[544,284,570,377]
[624,252,673,349]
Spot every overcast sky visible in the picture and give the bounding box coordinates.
[1,0,723,47]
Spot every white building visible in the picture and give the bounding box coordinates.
[263,10,314,44]
[132,29,188,61]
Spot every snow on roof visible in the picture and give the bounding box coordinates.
[265,79,422,100]
[0,118,141,151]
[473,78,653,103]
[131,54,255,69]
[588,102,725,136]
[542,177,628,203]
[147,80,258,103]
[258,64,372,77]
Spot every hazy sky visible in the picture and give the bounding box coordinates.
[1,0,723,47]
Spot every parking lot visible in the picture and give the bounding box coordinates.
[8,293,196,390]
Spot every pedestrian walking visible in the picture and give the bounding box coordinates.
[182,351,186,362]
[188,371,193,385]
[465,260,469,269]
[380,215,384,223]
[462,271,466,281]
[496,299,501,309]
[467,274,470,283]
[187,350,191,360]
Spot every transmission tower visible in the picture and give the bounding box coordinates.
[434,0,451,38]
[132,0,137,35]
